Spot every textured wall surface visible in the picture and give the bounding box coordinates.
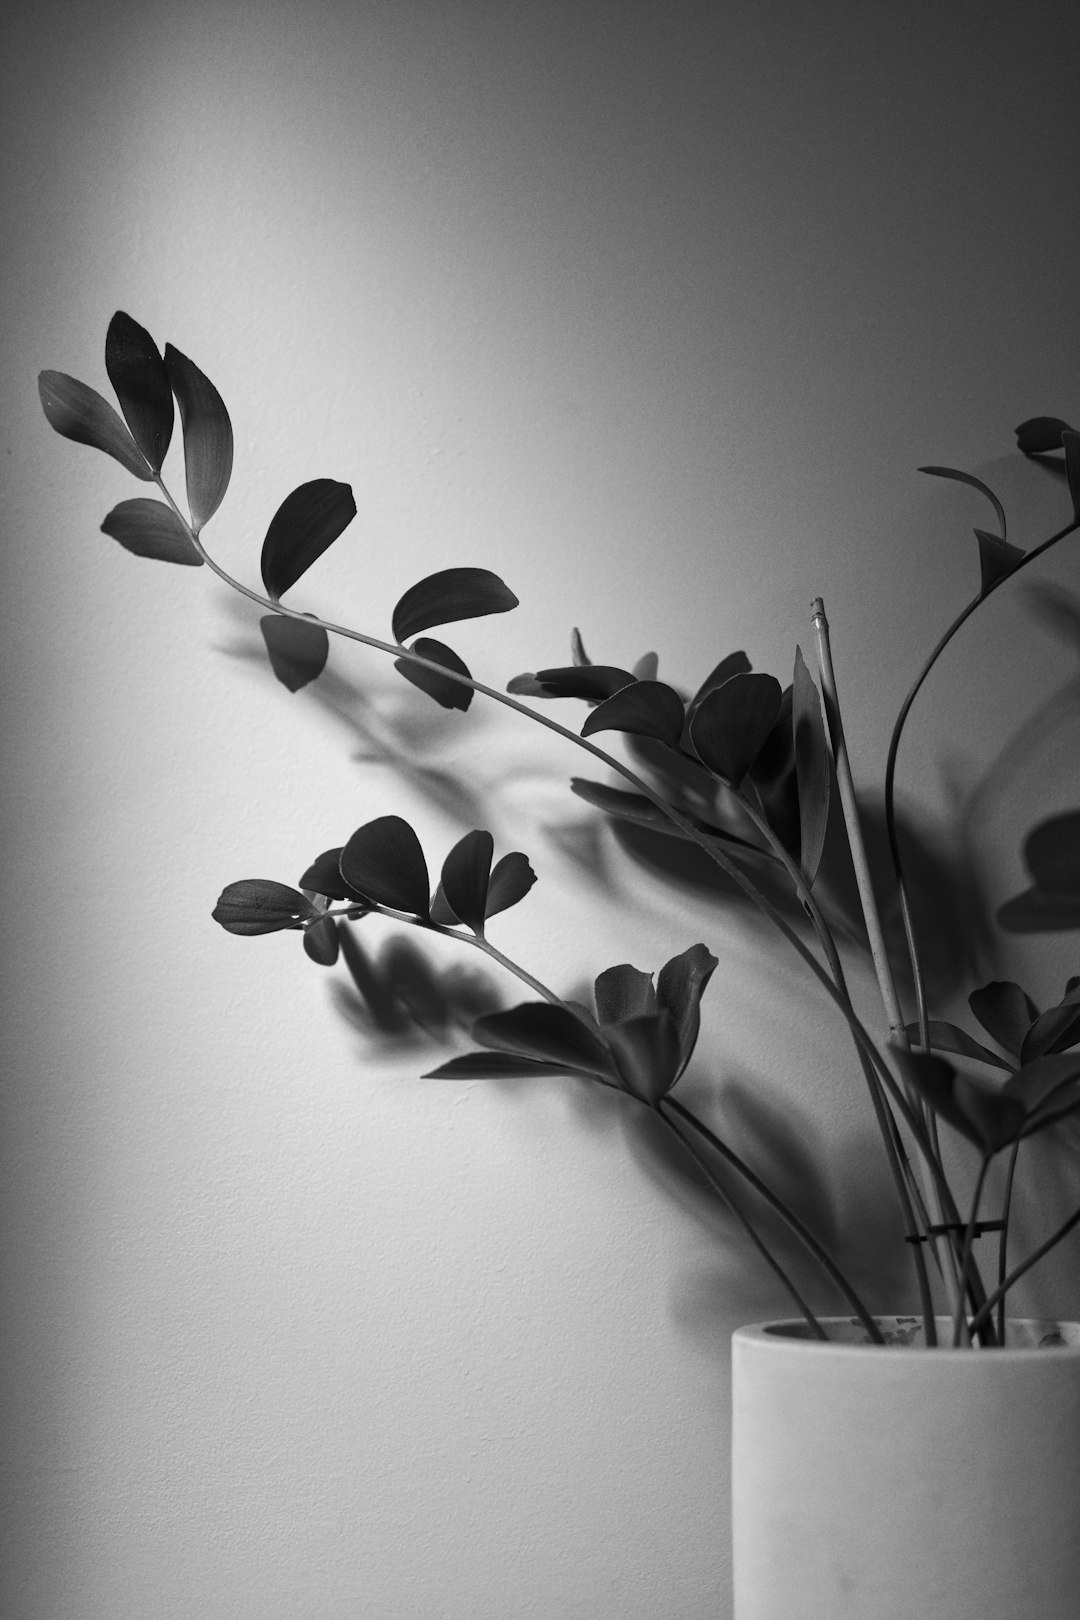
[3,4,1079,1616]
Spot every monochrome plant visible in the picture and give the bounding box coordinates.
[40,312,1080,1347]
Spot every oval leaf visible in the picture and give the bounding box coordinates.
[1021,998,1080,1063]
[901,1020,1012,1071]
[105,311,173,473]
[969,980,1039,1057]
[689,672,783,787]
[260,479,357,600]
[424,1052,575,1080]
[472,1002,616,1079]
[212,879,318,935]
[392,567,518,644]
[919,465,1006,539]
[688,650,753,714]
[606,1011,683,1104]
[507,664,636,702]
[485,852,537,918]
[394,638,473,711]
[581,680,686,747]
[163,343,234,530]
[101,498,202,565]
[656,943,718,1071]
[259,613,329,692]
[339,815,430,917]
[439,830,494,933]
[303,916,341,966]
[1016,417,1075,454]
[792,647,830,885]
[299,847,368,905]
[38,371,152,480]
[975,529,1025,596]
[594,964,656,1026]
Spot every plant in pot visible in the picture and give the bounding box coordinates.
[39,313,1080,1619]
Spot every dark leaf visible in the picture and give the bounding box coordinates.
[259,613,329,692]
[429,883,460,926]
[606,1011,683,1104]
[212,879,318,935]
[163,343,233,530]
[303,916,340,966]
[902,1020,1012,1071]
[968,980,1039,1057]
[687,651,753,715]
[100,498,202,565]
[38,371,151,479]
[975,529,1025,595]
[507,665,636,702]
[570,627,591,666]
[656,943,718,1071]
[1016,417,1075,454]
[105,311,173,473]
[485,852,536,918]
[394,638,473,711]
[260,479,356,600]
[298,848,369,905]
[1007,1052,1080,1118]
[339,815,430,917]
[594,964,656,1025]
[919,465,1006,539]
[792,648,830,885]
[424,1052,575,1080]
[392,567,518,644]
[1063,430,1080,524]
[894,1049,1022,1153]
[1021,994,1080,1063]
[439,830,494,933]
[689,672,783,787]
[581,680,686,747]
[472,1002,616,1078]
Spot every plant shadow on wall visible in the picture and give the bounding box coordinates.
[39,312,1080,1350]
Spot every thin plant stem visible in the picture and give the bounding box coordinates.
[654,1102,829,1340]
[998,1140,1022,1346]
[953,1155,992,1347]
[813,597,968,1334]
[664,1097,885,1342]
[967,1199,1080,1343]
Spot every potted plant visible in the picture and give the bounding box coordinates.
[39,313,1080,1617]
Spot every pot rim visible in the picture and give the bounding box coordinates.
[733,1315,1080,1354]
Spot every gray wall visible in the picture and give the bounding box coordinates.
[3,3,1079,1616]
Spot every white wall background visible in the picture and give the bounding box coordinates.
[3,3,1079,1616]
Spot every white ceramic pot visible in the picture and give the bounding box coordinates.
[731,1316,1080,1620]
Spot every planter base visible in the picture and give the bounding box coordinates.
[732,1317,1080,1620]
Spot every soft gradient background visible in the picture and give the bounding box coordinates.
[3,3,1079,1616]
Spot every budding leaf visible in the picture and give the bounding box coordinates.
[212,879,319,935]
[38,371,152,479]
[100,498,202,565]
[975,530,1025,596]
[259,613,329,692]
[260,479,356,600]
[392,567,518,644]
[792,648,829,885]
[164,343,233,530]
[339,815,431,917]
[105,311,174,474]
[394,638,473,710]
